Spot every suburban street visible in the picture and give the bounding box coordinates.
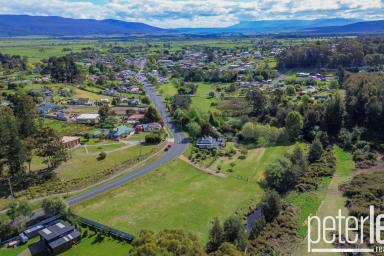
[67,70,188,205]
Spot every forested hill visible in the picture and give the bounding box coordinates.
[0,15,169,36]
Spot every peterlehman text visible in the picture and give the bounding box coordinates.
[307,206,384,253]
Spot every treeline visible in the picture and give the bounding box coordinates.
[0,53,27,70]
[345,72,384,137]
[277,37,384,69]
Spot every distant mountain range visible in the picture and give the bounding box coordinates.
[0,15,383,37]
[308,20,384,34]
[0,15,169,36]
[227,18,363,32]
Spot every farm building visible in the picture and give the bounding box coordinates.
[38,221,81,255]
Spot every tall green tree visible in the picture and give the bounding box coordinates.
[144,106,161,123]
[261,190,282,222]
[323,93,343,137]
[36,128,68,169]
[285,111,303,141]
[308,138,324,163]
[42,197,69,216]
[223,215,248,251]
[10,93,37,138]
[265,157,297,194]
[247,89,266,118]
[0,106,26,177]
[206,217,224,253]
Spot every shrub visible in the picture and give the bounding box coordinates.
[97,152,107,161]
[145,132,163,144]
[308,138,323,163]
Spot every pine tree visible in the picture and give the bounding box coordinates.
[206,217,224,253]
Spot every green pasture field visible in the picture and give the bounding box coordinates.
[72,145,293,241]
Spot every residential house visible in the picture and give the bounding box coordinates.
[108,125,135,139]
[56,110,67,121]
[127,113,145,124]
[102,89,118,97]
[128,86,140,94]
[29,88,54,99]
[254,51,263,58]
[38,221,81,255]
[297,72,310,78]
[62,136,81,149]
[196,136,219,149]
[76,114,100,125]
[69,98,91,106]
[100,98,110,104]
[38,103,63,116]
[142,122,162,132]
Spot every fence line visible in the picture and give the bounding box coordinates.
[76,215,135,242]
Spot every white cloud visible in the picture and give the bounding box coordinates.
[0,0,383,28]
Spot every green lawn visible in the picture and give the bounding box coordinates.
[211,146,293,181]
[61,229,132,256]
[0,229,131,256]
[13,143,164,207]
[0,237,39,256]
[72,145,292,242]
[333,146,355,177]
[83,142,126,154]
[159,83,178,98]
[56,144,161,181]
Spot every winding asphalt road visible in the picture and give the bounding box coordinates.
[67,74,187,205]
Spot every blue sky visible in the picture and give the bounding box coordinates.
[0,0,383,28]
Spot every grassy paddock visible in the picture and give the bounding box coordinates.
[72,145,293,241]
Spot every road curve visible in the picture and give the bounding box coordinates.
[67,74,188,205]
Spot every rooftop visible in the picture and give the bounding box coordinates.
[38,221,74,242]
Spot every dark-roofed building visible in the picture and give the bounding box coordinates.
[39,220,81,254]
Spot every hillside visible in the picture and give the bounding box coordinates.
[227,18,361,32]
[178,18,361,34]
[308,20,384,33]
[0,15,168,36]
